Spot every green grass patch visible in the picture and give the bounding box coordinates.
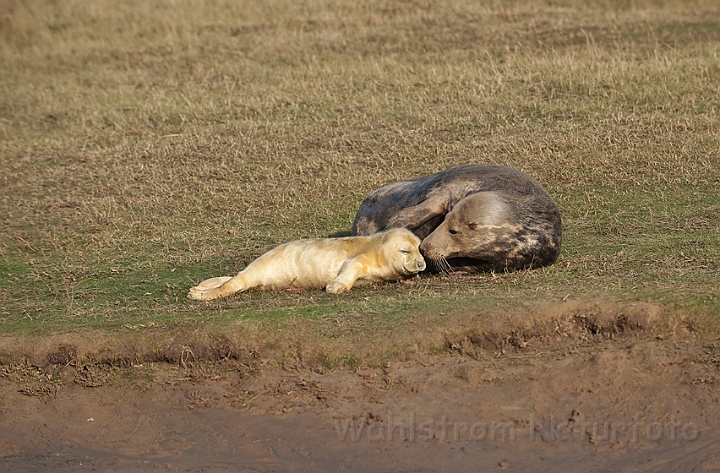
[1,0,719,345]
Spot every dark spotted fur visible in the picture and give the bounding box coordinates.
[352,164,562,273]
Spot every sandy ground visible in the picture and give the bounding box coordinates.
[2,320,720,473]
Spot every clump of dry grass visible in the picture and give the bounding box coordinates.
[0,0,718,349]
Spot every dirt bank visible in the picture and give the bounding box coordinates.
[2,301,719,472]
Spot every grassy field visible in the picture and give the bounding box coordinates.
[1,0,719,361]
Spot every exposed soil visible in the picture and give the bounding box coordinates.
[2,301,720,472]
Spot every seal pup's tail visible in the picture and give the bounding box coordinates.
[188,276,232,300]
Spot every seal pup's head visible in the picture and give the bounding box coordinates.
[381,228,426,275]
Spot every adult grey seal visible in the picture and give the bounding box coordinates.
[351,164,562,273]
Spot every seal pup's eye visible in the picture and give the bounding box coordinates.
[448,228,459,235]
[400,249,410,254]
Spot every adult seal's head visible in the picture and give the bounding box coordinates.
[352,164,562,274]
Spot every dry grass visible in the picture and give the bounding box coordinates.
[1,0,719,362]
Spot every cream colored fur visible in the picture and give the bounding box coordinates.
[188,228,426,300]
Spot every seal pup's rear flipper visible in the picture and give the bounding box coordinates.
[188,276,232,300]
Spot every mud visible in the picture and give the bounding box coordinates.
[2,303,720,472]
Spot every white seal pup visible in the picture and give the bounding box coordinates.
[188,228,426,300]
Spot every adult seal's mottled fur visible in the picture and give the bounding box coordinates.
[352,164,562,273]
[188,228,426,300]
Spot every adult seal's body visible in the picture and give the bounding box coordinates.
[188,228,426,300]
[352,164,562,273]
